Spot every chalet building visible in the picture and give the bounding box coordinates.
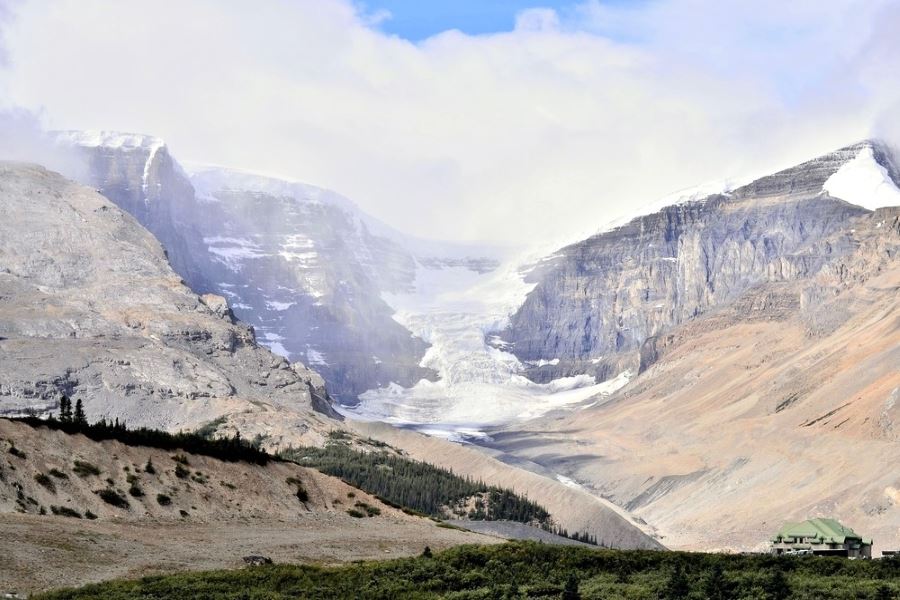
[771,518,872,558]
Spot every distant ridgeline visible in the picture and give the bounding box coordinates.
[3,416,595,544]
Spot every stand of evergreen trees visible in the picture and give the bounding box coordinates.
[281,443,552,526]
[7,407,271,465]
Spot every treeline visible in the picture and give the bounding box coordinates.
[281,443,551,526]
[556,529,599,546]
[6,413,272,465]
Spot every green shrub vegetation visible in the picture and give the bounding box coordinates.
[346,508,366,518]
[296,486,309,503]
[49,505,82,519]
[286,477,310,502]
[194,416,228,440]
[34,472,56,493]
[355,501,381,517]
[72,460,100,478]
[281,445,551,526]
[156,493,172,506]
[48,468,69,479]
[96,488,129,509]
[84,510,97,520]
[33,542,900,599]
[174,463,190,479]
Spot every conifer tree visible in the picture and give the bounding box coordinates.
[59,396,72,423]
[73,398,87,425]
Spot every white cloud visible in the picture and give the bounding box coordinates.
[0,106,86,180]
[0,0,897,245]
[514,8,561,33]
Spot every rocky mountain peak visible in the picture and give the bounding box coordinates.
[734,139,899,201]
[501,140,898,383]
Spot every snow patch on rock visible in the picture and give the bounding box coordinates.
[824,146,900,210]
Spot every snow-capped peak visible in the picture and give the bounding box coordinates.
[186,166,371,228]
[823,144,900,210]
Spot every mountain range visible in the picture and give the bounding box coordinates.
[0,131,897,554]
[55,131,504,402]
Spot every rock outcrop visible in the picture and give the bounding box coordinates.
[0,162,339,442]
[502,141,897,382]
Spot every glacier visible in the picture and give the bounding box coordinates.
[341,257,632,439]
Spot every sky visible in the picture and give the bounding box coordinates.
[0,0,899,245]
[369,1,618,40]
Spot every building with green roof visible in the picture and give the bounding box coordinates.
[771,518,872,558]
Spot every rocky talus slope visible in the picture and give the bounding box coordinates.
[487,206,900,553]
[0,162,339,442]
[502,141,893,383]
[0,419,494,594]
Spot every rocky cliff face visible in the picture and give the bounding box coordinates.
[56,132,438,401]
[177,168,435,402]
[502,141,896,382]
[0,162,339,443]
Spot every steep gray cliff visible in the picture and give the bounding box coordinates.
[0,162,339,441]
[502,141,898,382]
[56,132,436,401]
[184,168,435,401]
